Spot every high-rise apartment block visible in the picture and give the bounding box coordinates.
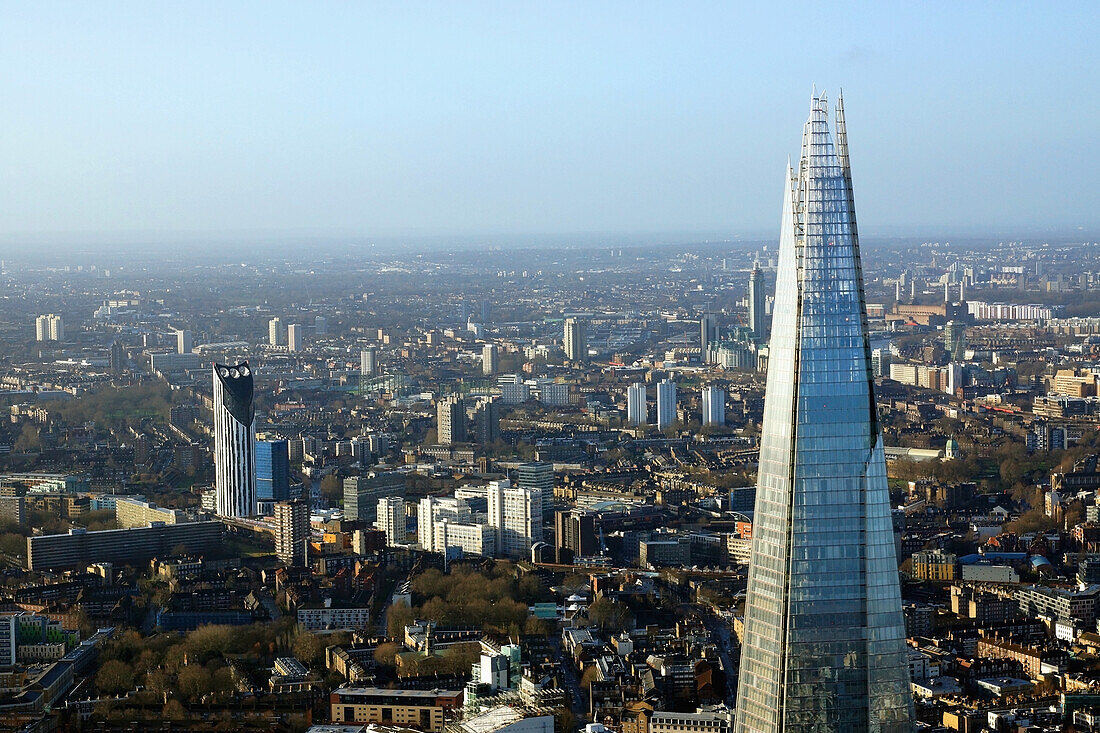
[734,93,912,733]
[555,508,596,558]
[749,263,767,342]
[361,347,377,376]
[274,498,309,567]
[268,317,284,347]
[287,323,302,352]
[563,317,587,362]
[176,329,193,354]
[656,379,677,430]
[474,397,500,444]
[487,479,542,559]
[437,395,466,445]
[212,362,256,518]
[700,313,719,357]
[482,343,498,375]
[376,496,406,546]
[34,314,63,342]
[627,382,647,425]
[701,386,725,426]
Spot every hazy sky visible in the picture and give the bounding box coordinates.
[1,2,1098,244]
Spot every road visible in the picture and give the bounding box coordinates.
[700,610,738,705]
[553,640,589,723]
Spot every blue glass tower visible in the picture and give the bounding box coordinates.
[255,439,291,502]
[733,94,913,733]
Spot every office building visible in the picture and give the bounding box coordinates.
[268,317,284,347]
[176,329,193,354]
[656,379,677,430]
[700,313,719,357]
[256,439,291,502]
[376,496,407,546]
[27,521,223,571]
[555,509,596,557]
[34,314,64,342]
[287,323,302,352]
[360,347,377,376]
[701,385,725,426]
[563,317,587,362]
[474,397,500,444]
[734,94,912,733]
[482,343,498,375]
[274,499,309,567]
[488,479,542,559]
[749,262,767,342]
[314,315,327,335]
[344,472,405,523]
[212,362,257,518]
[437,394,466,445]
[627,382,647,425]
[516,462,552,516]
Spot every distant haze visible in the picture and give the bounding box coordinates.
[1,2,1098,248]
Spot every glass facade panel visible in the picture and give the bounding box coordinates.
[734,94,914,733]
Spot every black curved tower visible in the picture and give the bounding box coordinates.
[213,361,256,517]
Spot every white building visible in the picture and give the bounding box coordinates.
[268,317,285,347]
[213,362,257,518]
[418,496,475,550]
[488,479,542,559]
[564,317,587,362]
[176,329,193,354]
[297,607,371,631]
[627,382,647,425]
[434,520,495,557]
[376,496,406,546]
[656,379,677,430]
[287,324,303,352]
[482,344,498,375]
[360,347,377,376]
[702,386,725,426]
[34,314,64,342]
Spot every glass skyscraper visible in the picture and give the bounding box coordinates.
[256,439,291,502]
[733,93,913,733]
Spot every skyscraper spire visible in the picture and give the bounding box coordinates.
[734,94,913,733]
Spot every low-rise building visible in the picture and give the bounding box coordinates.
[329,687,462,731]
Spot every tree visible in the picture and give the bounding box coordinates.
[387,600,415,638]
[177,665,213,702]
[319,474,343,504]
[162,699,187,720]
[291,631,326,667]
[13,424,41,453]
[96,659,135,695]
[373,642,400,667]
[587,596,633,633]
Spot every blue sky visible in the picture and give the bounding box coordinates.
[1,2,1097,243]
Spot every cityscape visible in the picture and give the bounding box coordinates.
[2,3,1100,733]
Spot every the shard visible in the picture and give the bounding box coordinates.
[733,93,913,733]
